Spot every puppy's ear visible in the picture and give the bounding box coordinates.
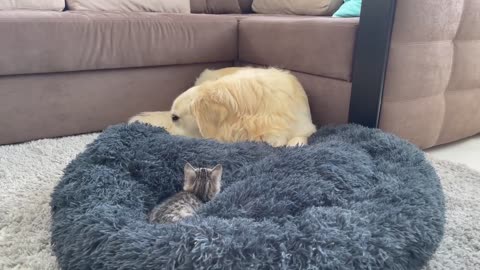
[190,87,236,139]
[183,162,196,191]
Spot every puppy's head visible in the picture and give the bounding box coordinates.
[171,83,235,140]
[170,87,203,138]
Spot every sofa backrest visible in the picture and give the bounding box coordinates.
[379,0,480,148]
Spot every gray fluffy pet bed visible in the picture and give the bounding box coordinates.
[51,124,445,270]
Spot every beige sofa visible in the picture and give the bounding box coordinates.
[379,0,480,148]
[0,0,478,149]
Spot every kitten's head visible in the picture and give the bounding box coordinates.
[183,162,222,202]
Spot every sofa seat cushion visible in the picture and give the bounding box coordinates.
[239,16,358,81]
[0,11,238,76]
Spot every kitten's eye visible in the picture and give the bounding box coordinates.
[172,114,179,122]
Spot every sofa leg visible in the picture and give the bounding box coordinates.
[348,0,397,128]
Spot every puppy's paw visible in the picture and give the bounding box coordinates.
[286,137,308,147]
[128,112,151,124]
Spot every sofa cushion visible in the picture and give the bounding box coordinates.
[0,11,238,76]
[239,16,358,81]
[190,0,253,14]
[252,0,343,16]
[238,0,253,13]
[191,0,238,14]
[66,0,190,13]
[379,0,480,148]
[0,0,64,11]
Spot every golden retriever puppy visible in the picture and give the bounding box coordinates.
[130,67,316,147]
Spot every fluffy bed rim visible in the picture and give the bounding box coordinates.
[50,123,445,270]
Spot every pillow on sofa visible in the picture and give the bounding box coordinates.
[190,0,252,14]
[66,0,190,13]
[252,0,343,16]
[0,0,65,11]
[333,0,362,17]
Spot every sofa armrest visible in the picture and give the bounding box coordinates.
[350,0,480,148]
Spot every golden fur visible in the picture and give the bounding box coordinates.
[129,67,316,147]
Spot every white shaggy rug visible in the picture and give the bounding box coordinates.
[0,134,479,269]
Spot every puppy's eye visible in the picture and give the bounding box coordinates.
[172,114,180,122]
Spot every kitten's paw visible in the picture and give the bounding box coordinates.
[287,137,308,147]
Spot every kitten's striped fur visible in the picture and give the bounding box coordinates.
[149,163,222,224]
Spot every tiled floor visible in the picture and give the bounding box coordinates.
[426,135,480,172]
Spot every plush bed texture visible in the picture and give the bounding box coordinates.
[50,123,445,270]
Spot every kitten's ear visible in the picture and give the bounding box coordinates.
[183,162,196,191]
[210,164,223,192]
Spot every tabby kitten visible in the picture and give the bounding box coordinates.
[149,162,222,224]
